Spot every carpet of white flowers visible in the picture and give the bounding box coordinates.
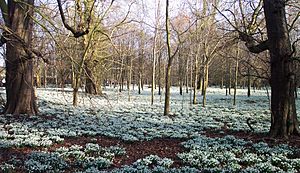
[0,87,300,172]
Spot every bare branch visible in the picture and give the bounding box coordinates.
[213,4,241,32]
[290,37,300,56]
[248,0,263,33]
[239,32,269,53]
[0,26,46,63]
[56,0,97,38]
[288,11,300,32]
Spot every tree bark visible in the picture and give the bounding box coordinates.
[85,63,98,95]
[164,0,175,116]
[4,0,38,115]
[127,55,133,101]
[193,57,198,104]
[263,0,300,138]
[233,42,239,106]
[158,52,162,95]
[202,64,209,107]
[43,63,47,88]
[247,66,251,97]
[35,60,41,88]
[164,0,171,116]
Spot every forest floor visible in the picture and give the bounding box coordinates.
[0,87,300,172]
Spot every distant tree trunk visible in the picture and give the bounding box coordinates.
[54,61,58,87]
[247,66,251,97]
[226,85,228,96]
[202,64,209,107]
[295,76,298,99]
[73,29,94,106]
[138,74,142,94]
[198,67,203,92]
[225,59,229,96]
[189,55,193,103]
[121,70,124,91]
[263,0,300,138]
[138,52,143,94]
[193,57,198,104]
[85,63,98,95]
[36,72,41,88]
[178,51,184,95]
[221,74,224,89]
[4,0,38,115]
[151,52,156,105]
[228,61,232,95]
[73,79,79,106]
[71,63,76,88]
[43,63,47,88]
[35,60,42,88]
[233,43,239,106]
[128,56,133,101]
[185,56,190,94]
[158,52,162,95]
[119,58,124,92]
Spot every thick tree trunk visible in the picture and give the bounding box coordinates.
[264,0,300,138]
[4,0,38,115]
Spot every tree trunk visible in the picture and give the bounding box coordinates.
[233,43,239,106]
[247,66,251,97]
[128,56,133,101]
[185,56,189,94]
[178,51,183,95]
[164,0,174,116]
[151,52,156,105]
[4,0,38,115]
[193,57,198,104]
[138,51,143,94]
[221,73,224,89]
[138,73,142,94]
[158,52,162,95]
[202,64,209,107]
[229,62,232,95]
[264,0,300,138]
[43,63,47,88]
[295,76,298,99]
[35,61,41,88]
[164,63,172,116]
[85,63,98,95]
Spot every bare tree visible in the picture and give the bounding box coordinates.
[223,0,300,137]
